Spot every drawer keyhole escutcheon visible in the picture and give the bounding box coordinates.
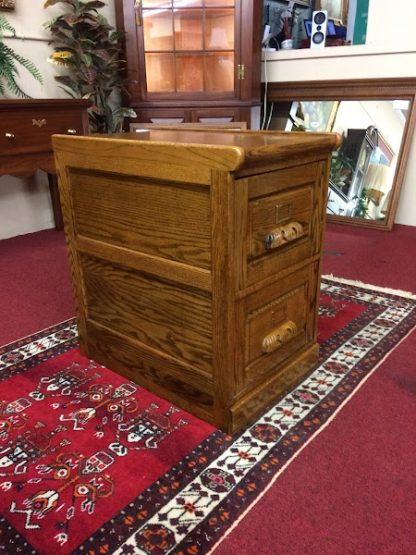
[5,132,15,139]
[32,118,47,128]
[261,321,298,353]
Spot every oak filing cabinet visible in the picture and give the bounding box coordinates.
[52,128,340,433]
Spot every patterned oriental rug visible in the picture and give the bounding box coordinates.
[0,277,415,555]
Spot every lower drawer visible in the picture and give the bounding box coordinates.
[240,262,319,388]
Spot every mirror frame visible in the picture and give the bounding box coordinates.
[266,77,416,230]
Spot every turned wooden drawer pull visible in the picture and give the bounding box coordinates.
[66,129,77,135]
[264,221,304,250]
[5,132,15,139]
[261,320,298,354]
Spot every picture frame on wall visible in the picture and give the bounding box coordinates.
[0,0,15,10]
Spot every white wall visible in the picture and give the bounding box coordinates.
[0,0,116,239]
[262,0,416,226]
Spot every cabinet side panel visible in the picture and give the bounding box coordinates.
[82,255,213,375]
[70,170,211,268]
[84,321,215,423]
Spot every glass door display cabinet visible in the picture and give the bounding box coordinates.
[115,0,261,126]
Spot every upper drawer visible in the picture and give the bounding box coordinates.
[243,162,325,287]
[0,110,86,155]
[248,185,313,259]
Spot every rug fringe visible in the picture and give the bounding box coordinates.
[322,275,416,299]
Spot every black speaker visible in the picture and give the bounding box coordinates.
[310,10,328,49]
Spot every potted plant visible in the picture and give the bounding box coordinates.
[0,14,43,98]
[43,0,135,133]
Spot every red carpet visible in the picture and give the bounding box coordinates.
[0,230,74,347]
[214,328,416,555]
[1,277,415,554]
[323,223,416,293]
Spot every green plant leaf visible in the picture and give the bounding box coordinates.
[44,0,131,132]
[5,46,43,83]
[0,14,16,36]
[80,52,92,66]
[44,0,79,8]
[0,21,43,98]
[55,74,81,95]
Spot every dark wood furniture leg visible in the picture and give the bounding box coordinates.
[48,173,63,230]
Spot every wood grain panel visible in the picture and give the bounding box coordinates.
[245,162,319,199]
[76,235,212,292]
[82,255,213,375]
[246,285,307,365]
[71,170,211,268]
[83,321,214,424]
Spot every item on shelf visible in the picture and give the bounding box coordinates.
[310,10,328,48]
[346,0,369,45]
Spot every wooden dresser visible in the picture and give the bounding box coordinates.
[52,129,340,433]
[0,99,90,229]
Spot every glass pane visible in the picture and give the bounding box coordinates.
[205,52,234,91]
[146,53,175,92]
[150,118,185,123]
[143,10,174,51]
[176,55,204,92]
[205,0,234,5]
[173,0,203,5]
[205,9,234,50]
[142,1,172,7]
[174,10,203,50]
[199,117,233,122]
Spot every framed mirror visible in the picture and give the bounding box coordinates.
[265,78,416,230]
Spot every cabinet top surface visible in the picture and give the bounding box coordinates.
[53,129,341,173]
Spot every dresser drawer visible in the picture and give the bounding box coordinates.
[0,110,85,155]
[248,185,313,258]
[244,162,324,286]
[241,263,318,387]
